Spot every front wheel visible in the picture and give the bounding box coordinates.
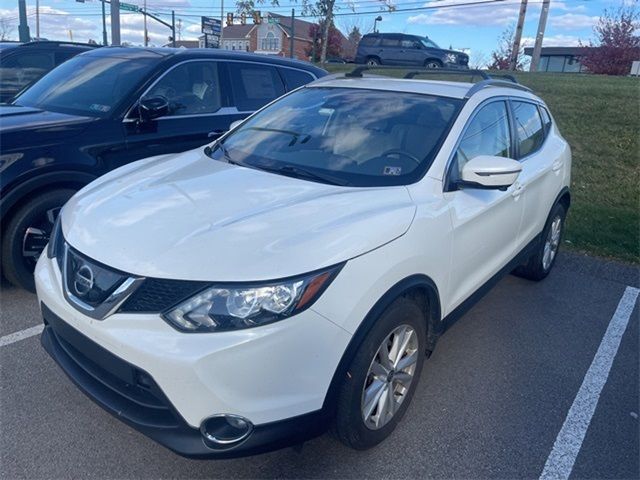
[333,297,426,450]
[366,57,380,66]
[424,60,442,69]
[1,189,75,291]
[514,203,566,281]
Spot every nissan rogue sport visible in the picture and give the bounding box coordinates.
[36,70,571,458]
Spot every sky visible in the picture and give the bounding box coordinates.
[0,0,629,62]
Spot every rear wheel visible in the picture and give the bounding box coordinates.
[425,59,442,69]
[1,189,75,291]
[514,203,566,281]
[333,297,426,450]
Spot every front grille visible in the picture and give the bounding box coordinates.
[64,246,128,308]
[41,304,180,428]
[119,278,209,313]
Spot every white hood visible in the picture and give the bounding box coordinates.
[62,148,416,281]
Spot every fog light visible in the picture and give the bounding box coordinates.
[200,414,253,448]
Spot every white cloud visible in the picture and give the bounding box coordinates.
[406,0,592,29]
[522,34,583,47]
[550,13,599,30]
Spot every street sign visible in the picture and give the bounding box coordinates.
[267,16,280,24]
[120,2,139,12]
[201,16,222,48]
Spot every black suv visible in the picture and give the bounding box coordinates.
[0,41,97,103]
[0,47,326,291]
[355,33,468,69]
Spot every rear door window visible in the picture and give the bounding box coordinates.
[512,101,545,158]
[359,36,378,47]
[229,62,285,111]
[0,51,55,94]
[279,68,315,90]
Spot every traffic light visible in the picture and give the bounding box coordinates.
[240,13,246,25]
[252,11,261,24]
[226,13,234,26]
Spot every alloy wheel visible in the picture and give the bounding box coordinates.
[542,215,562,271]
[22,207,61,266]
[361,324,419,430]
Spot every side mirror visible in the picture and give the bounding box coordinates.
[229,119,243,131]
[138,96,169,122]
[460,155,522,189]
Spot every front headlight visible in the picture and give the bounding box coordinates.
[445,53,457,63]
[163,265,343,332]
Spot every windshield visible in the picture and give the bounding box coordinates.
[421,38,440,49]
[13,54,158,117]
[210,87,461,187]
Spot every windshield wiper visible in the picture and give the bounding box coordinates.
[257,163,349,186]
[205,142,242,166]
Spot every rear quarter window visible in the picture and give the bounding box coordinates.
[279,68,315,90]
[229,63,285,111]
[359,36,378,47]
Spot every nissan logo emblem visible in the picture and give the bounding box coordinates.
[74,264,94,296]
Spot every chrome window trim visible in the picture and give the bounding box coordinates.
[61,243,144,320]
[123,58,318,123]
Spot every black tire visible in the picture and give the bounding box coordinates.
[333,297,427,450]
[366,57,380,66]
[513,202,566,281]
[1,189,75,292]
[424,59,442,69]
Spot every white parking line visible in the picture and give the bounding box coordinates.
[539,285,640,480]
[0,324,44,348]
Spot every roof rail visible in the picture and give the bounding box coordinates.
[22,40,97,48]
[464,79,531,98]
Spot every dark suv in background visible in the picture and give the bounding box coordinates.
[0,41,97,103]
[355,33,468,69]
[0,47,325,291]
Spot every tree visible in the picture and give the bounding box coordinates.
[488,25,525,71]
[341,25,361,61]
[0,17,15,41]
[579,5,640,75]
[306,21,343,60]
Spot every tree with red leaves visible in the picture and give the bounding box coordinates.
[580,5,640,75]
[305,21,343,61]
[489,25,525,71]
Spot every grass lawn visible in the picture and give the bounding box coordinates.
[322,66,640,263]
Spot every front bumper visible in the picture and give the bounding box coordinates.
[35,254,351,457]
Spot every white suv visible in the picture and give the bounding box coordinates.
[35,70,571,458]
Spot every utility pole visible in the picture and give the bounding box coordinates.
[290,9,295,58]
[111,0,121,45]
[171,11,176,47]
[220,0,224,47]
[509,0,527,71]
[530,0,550,72]
[101,0,108,45]
[36,0,39,40]
[18,0,30,42]
[143,0,148,46]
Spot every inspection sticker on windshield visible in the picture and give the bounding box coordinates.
[383,166,402,176]
[89,104,111,113]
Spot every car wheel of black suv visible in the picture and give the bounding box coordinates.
[1,189,75,292]
[333,296,426,450]
[425,59,442,69]
[366,57,381,66]
[514,202,567,281]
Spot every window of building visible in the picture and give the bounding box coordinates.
[261,32,280,51]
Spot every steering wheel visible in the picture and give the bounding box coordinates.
[378,149,422,164]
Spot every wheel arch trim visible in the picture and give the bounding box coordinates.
[0,170,97,222]
[321,274,441,413]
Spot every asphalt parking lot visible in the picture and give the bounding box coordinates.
[1,251,638,479]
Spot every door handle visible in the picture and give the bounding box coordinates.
[511,183,525,198]
[552,161,562,172]
[208,130,226,138]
